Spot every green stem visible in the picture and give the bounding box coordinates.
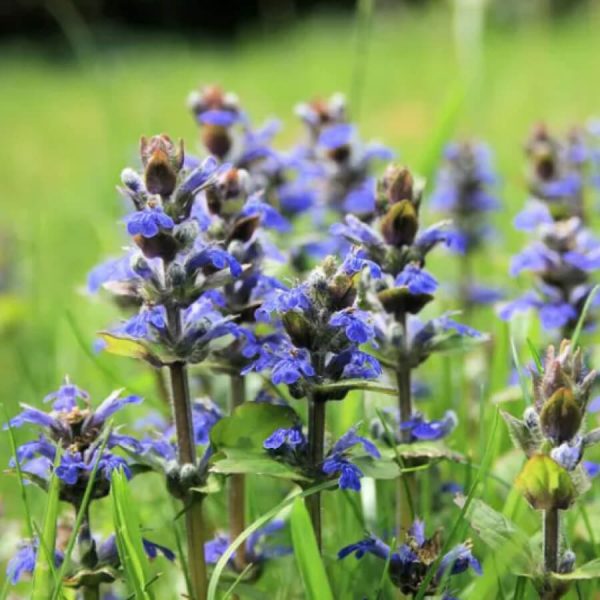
[306,397,326,551]
[396,313,415,535]
[229,375,247,571]
[82,585,100,600]
[167,305,208,600]
[543,508,559,574]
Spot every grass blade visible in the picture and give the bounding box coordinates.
[290,497,334,600]
[571,284,600,351]
[111,468,155,600]
[32,451,62,598]
[207,480,338,600]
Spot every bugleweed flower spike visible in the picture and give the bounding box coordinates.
[339,519,481,597]
[4,379,173,597]
[430,141,502,311]
[333,164,484,534]
[244,251,383,548]
[93,134,248,599]
[503,340,600,598]
[500,124,600,338]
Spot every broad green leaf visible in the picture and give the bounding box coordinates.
[98,332,164,367]
[351,456,401,479]
[391,442,463,463]
[32,459,61,598]
[111,468,155,600]
[210,449,309,481]
[290,497,334,600]
[455,497,535,569]
[210,403,298,451]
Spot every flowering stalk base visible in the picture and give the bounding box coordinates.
[396,366,415,535]
[167,305,208,600]
[229,375,247,571]
[543,508,559,574]
[307,398,326,551]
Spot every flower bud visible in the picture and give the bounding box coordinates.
[140,134,184,197]
[540,387,582,444]
[377,286,433,317]
[133,232,179,263]
[516,454,575,510]
[380,200,419,247]
[282,311,313,349]
[121,167,144,193]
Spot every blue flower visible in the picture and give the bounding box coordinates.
[204,521,290,565]
[415,224,466,255]
[399,411,458,442]
[87,254,136,293]
[55,451,89,485]
[43,378,89,411]
[239,193,290,232]
[436,543,482,579]
[186,245,242,277]
[198,109,240,127]
[142,539,176,561]
[322,456,364,491]
[330,308,376,344]
[331,214,383,247]
[322,427,380,491]
[514,201,554,231]
[343,179,376,214]
[339,521,481,592]
[178,156,230,196]
[395,264,438,295]
[125,206,174,238]
[318,123,355,150]
[264,426,306,450]
[332,349,382,380]
[255,285,311,323]
[341,247,381,279]
[6,539,63,585]
[550,438,583,471]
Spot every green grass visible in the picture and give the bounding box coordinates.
[2,3,600,598]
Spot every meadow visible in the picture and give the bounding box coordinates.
[2,3,600,598]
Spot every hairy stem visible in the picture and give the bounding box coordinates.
[167,305,208,600]
[396,313,415,535]
[229,374,247,571]
[543,508,559,574]
[306,397,326,551]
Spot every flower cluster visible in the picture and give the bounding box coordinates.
[500,125,600,334]
[430,141,502,307]
[243,251,382,400]
[339,519,481,596]
[333,164,482,440]
[6,378,141,504]
[264,425,381,491]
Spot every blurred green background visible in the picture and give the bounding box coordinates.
[2,0,600,597]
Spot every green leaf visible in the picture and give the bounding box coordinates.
[455,497,535,569]
[351,456,401,479]
[32,456,61,599]
[210,403,299,451]
[98,332,164,367]
[207,480,338,600]
[210,449,309,481]
[111,468,155,600]
[392,442,463,463]
[552,559,600,581]
[290,497,334,600]
[501,410,540,456]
